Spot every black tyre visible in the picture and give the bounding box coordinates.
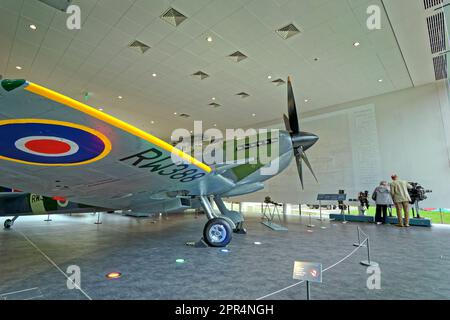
[4,219,12,229]
[203,218,232,247]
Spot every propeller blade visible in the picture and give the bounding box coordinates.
[294,149,304,190]
[283,114,292,133]
[299,148,318,183]
[287,76,300,134]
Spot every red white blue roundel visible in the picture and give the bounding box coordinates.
[0,120,111,165]
[14,136,80,157]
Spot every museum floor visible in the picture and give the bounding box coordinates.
[0,212,449,300]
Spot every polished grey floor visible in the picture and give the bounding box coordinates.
[0,212,449,300]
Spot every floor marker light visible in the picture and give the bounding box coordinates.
[106,272,122,279]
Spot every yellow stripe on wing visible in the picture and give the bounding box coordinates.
[24,82,211,173]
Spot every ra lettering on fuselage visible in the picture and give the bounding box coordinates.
[119,148,206,183]
[30,194,44,203]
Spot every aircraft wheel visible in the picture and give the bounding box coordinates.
[4,219,13,229]
[203,218,232,247]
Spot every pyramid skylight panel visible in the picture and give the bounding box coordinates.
[276,23,301,40]
[161,8,188,27]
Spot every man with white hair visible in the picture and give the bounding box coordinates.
[390,174,413,227]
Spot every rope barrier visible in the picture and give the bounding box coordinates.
[256,227,371,300]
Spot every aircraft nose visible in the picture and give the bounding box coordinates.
[302,133,319,151]
[290,132,319,151]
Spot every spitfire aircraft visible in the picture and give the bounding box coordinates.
[0,77,318,247]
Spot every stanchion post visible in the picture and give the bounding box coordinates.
[306,281,310,300]
[353,226,366,247]
[95,212,102,225]
[44,214,52,222]
[318,200,322,221]
[360,237,378,267]
[341,204,348,224]
[307,211,315,228]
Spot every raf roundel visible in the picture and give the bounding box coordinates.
[0,119,112,166]
[15,136,80,157]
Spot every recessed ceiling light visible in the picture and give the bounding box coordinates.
[378,79,383,82]
[118,95,123,99]
[15,66,22,70]
[353,42,360,47]
[152,73,157,77]
[174,112,177,115]
[206,36,213,42]
[213,124,217,127]
[29,24,37,30]
[212,97,216,100]
[268,75,272,79]
[98,108,103,111]
[252,113,256,117]
[151,121,155,124]
[304,99,309,103]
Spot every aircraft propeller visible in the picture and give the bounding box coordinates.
[283,76,319,189]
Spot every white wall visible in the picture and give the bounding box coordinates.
[232,82,450,208]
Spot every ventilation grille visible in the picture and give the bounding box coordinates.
[426,12,446,54]
[179,113,190,118]
[209,102,221,108]
[424,0,443,9]
[276,23,301,40]
[433,54,447,80]
[272,78,286,86]
[236,92,250,98]
[228,51,247,62]
[161,8,187,27]
[192,71,209,80]
[128,40,151,53]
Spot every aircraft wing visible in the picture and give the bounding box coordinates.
[0,79,212,209]
[0,192,27,199]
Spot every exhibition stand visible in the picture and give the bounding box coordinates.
[261,197,288,231]
[316,193,348,224]
[329,214,432,227]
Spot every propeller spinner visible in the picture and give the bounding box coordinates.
[284,76,319,189]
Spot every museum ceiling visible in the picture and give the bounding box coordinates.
[0,0,435,139]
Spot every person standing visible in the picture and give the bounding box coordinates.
[372,181,393,224]
[390,174,413,227]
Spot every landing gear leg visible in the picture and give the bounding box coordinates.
[213,195,246,234]
[4,216,19,229]
[234,221,247,234]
